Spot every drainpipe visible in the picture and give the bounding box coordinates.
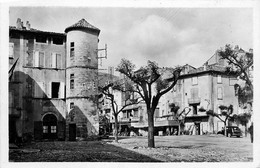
[211,73,214,133]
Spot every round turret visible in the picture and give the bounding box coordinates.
[65,19,100,139]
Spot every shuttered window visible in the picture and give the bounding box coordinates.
[34,82,45,98]
[192,76,198,85]
[34,51,44,67]
[51,53,62,69]
[217,75,222,83]
[9,43,14,58]
[217,87,223,100]
[190,88,199,99]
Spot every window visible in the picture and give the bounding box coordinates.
[53,37,63,45]
[34,51,45,67]
[192,76,198,85]
[217,105,221,114]
[190,88,199,99]
[70,102,74,109]
[217,75,222,83]
[9,43,14,58]
[133,109,138,117]
[51,126,57,133]
[34,82,44,98]
[192,105,198,115]
[217,87,223,100]
[51,82,60,98]
[70,42,75,57]
[36,36,47,43]
[43,126,48,133]
[51,53,62,69]
[105,109,111,114]
[9,92,14,107]
[70,74,74,89]
[49,82,64,98]
[123,111,127,118]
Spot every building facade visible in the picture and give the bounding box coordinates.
[101,52,240,136]
[9,18,100,142]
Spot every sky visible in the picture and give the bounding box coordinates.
[9,7,253,72]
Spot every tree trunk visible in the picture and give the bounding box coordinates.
[114,114,119,143]
[245,123,247,137]
[147,109,155,148]
[224,123,227,136]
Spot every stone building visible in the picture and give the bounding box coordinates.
[101,52,240,136]
[9,18,100,142]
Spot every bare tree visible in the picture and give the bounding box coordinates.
[205,105,234,136]
[116,59,182,148]
[218,44,253,135]
[169,104,191,135]
[98,80,142,142]
[218,44,253,104]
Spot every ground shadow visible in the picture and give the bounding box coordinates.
[9,140,160,162]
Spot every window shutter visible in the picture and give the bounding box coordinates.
[39,52,44,67]
[34,82,38,97]
[9,91,14,107]
[57,54,61,69]
[34,82,44,98]
[217,87,223,99]
[51,52,56,68]
[9,43,14,58]
[39,82,45,98]
[34,51,39,67]
[48,82,52,98]
[59,82,65,98]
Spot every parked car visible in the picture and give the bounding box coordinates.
[217,126,242,138]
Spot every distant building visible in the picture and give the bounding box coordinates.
[9,18,100,142]
[101,52,241,136]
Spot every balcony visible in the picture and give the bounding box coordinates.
[188,98,201,104]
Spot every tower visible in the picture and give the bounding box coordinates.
[65,19,100,140]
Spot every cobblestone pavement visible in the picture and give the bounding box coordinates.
[9,134,253,162]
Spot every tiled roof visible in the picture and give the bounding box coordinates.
[65,19,100,34]
[9,26,66,36]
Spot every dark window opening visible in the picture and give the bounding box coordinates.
[70,42,75,57]
[192,105,198,115]
[52,82,60,98]
[70,80,74,89]
[53,37,63,45]
[36,36,47,43]
[105,109,111,114]
[70,74,74,89]
[70,102,74,109]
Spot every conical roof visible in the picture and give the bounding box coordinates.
[65,18,100,34]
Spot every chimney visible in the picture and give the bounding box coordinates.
[249,48,253,53]
[16,18,22,29]
[26,21,31,30]
[203,62,208,71]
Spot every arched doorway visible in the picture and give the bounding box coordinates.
[42,114,57,140]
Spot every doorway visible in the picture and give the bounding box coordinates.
[43,114,57,140]
[69,123,76,141]
[195,123,201,135]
